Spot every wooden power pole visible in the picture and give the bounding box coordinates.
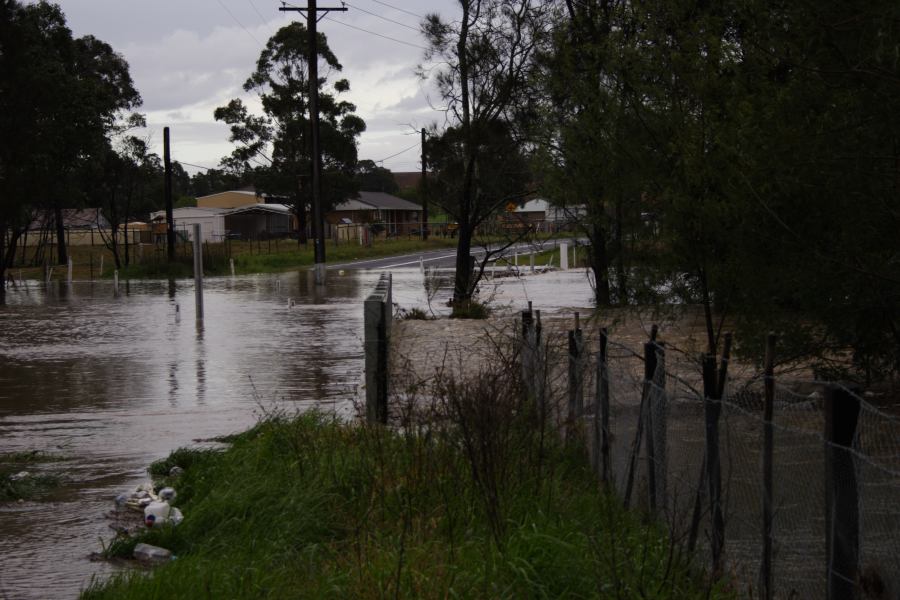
[279,0,347,283]
[421,128,428,241]
[163,126,175,262]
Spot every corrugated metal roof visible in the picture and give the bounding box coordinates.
[226,203,292,216]
[333,198,375,211]
[358,191,421,210]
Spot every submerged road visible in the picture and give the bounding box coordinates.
[328,237,584,271]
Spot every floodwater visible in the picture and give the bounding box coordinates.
[0,266,596,599]
[0,270,405,599]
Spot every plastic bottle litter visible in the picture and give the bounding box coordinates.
[144,501,171,527]
[9,471,30,482]
[133,543,172,563]
[158,487,176,502]
[168,466,184,477]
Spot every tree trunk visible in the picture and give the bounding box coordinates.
[614,197,627,303]
[0,219,7,301]
[54,206,68,265]
[453,218,474,307]
[699,266,717,354]
[590,222,612,306]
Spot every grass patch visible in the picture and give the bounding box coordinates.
[0,469,61,502]
[0,450,67,464]
[83,353,731,599]
[0,450,67,501]
[450,299,491,319]
[400,307,432,320]
[9,237,460,283]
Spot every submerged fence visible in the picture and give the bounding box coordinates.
[514,307,900,599]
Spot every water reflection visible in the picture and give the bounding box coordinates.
[0,269,378,599]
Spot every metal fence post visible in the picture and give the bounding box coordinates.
[192,223,204,321]
[762,333,776,600]
[824,383,861,600]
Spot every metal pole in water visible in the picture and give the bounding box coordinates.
[230,258,235,277]
[419,255,424,273]
[530,252,535,272]
[193,223,204,320]
[113,270,119,295]
[67,258,73,285]
[99,255,104,278]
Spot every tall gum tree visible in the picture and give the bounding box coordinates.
[215,21,364,244]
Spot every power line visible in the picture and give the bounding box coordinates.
[216,0,262,44]
[368,0,424,20]
[342,1,419,32]
[371,142,419,163]
[248,0,269,27]
[177,161,218,171]
[323,15,428,50]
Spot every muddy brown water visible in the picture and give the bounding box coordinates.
[0,269,442,599]
[0,267,600,599]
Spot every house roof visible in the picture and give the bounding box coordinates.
[226,203,292,216]
[333,192,421,212]
[149,207,228,221]
[195,190,258,201]
[358,191,421,210]
[333,199,375,211]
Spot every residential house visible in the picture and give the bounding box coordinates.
[328,191,422,236]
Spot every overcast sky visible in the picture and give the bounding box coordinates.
[52,0,456,174]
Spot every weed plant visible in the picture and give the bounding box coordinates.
[0,451,67,501]
[83,350,732,599]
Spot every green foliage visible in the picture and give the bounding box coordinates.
[0,451,66,501]
[420,1,548,304]
[450,299,491,320]
[537,0,900,377]
[0,0,141,284]
[355,160,399,193]
[83,403,730,599]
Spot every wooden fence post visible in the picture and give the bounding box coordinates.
[521,302,534,402]
[534,309,544,415]
[594,328,611,484]
[624,325,658,508]
[824,383,860,600]
[761,333,776,600]
[647,341,667,514]
[703,353,724,574]
[364,274,392,424]
[568,312,585,437]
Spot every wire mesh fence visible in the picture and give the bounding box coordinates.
[512,308,900,599]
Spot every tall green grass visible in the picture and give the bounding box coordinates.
[83,356,732,599]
